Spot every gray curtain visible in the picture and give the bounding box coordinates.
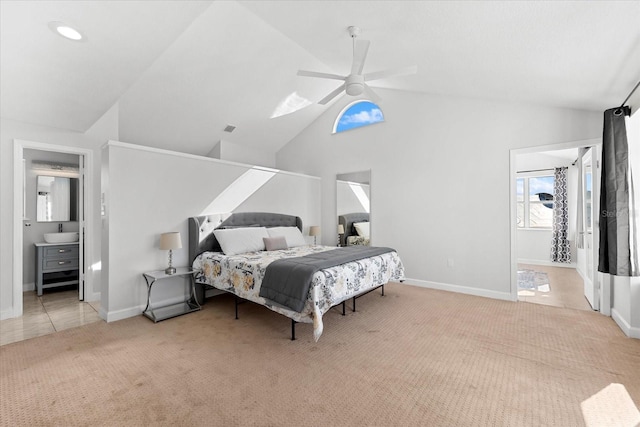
[551,167,571,263]
[598,107,638,276]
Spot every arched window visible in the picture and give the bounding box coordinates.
[333,100,384,134]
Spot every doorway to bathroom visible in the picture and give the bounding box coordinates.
[12,139,94,319]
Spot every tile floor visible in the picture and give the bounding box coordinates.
[0,288,102,346]
[518,264,593,311]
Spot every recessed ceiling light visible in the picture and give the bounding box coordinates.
[48,21,84,41]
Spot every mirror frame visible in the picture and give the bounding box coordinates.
[336,170,371,247]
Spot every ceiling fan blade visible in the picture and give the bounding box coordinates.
[351,39,370,75]
[364,84,382,103]
[318,84,346,105]
[364,65,418,82]
[297,70,345,81]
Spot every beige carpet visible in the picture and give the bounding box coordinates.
[2,283,639,426]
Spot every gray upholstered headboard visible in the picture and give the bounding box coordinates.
[338,212,369,247]
[188,212,303,263]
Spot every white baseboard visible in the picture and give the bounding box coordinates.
[101,305,143,322]
[102,294,189,323]
[0,308,15,321]
[611,308,640,339]
[402,278,514,302]
[23,282,35,292]
[517,259,577,269]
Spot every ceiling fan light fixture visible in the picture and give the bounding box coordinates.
[346,84,364,96]
[345,74,364,96]
[48,21,84,41]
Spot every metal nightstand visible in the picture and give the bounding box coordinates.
[142,267,201,322]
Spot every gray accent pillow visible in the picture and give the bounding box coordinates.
[263,236,288,251]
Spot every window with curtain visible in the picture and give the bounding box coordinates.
[516,174,555,229]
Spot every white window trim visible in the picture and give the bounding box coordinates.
[517,170,555,230]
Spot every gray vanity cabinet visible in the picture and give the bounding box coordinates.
[35,243,79,296]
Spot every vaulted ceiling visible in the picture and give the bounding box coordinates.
[2,1,639,155]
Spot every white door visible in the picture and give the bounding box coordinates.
[582,148,598,310]
[78,154,85,301]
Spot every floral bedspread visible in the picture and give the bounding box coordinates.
[192,245,405,341]
[346,236,370,246]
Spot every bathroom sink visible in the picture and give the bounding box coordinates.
[44,232,79,244]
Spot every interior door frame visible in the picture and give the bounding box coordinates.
[12,139,93,317]
[580,148,598,310]
[509,138,602,304]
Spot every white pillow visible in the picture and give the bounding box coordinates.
[353,222,370,238]
[213,227,269,255]
[267,226,307,247]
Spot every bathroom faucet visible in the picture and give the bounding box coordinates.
[58,223,63,232]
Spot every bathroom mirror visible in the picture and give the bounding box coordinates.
[36,175,79,222]
[336,170,371,247]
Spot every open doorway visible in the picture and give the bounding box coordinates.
[2,140,100,345]
[11,139,95,320]
[510,139,603,312]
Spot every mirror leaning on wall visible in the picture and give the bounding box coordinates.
[336,170,371,247]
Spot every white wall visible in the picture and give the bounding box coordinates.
[234,172,321,235]
[0,118,106,319]
[276,89,601,300]
[218,140,276,169]
[102,141,320,322]
[611,274,640,339]
[516,229,553,264]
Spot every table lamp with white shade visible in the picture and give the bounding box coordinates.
[159,232,182,275]
[309,226,321,245]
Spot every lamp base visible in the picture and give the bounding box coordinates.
[165,266,176,275]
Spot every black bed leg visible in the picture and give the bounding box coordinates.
[352,296,356,312]
[382,284,385,297]
[342,300,345,316]
[291,320,296,341]
[234,295,239,320]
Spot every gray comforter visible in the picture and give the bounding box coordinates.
[259,246,395,312]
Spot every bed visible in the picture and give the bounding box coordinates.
[189,212,404,341]
[339,212,370,246]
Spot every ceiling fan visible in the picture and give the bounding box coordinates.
[297,26,417,105]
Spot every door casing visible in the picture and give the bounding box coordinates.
[509,138,605,310]
[12,139,94,318]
